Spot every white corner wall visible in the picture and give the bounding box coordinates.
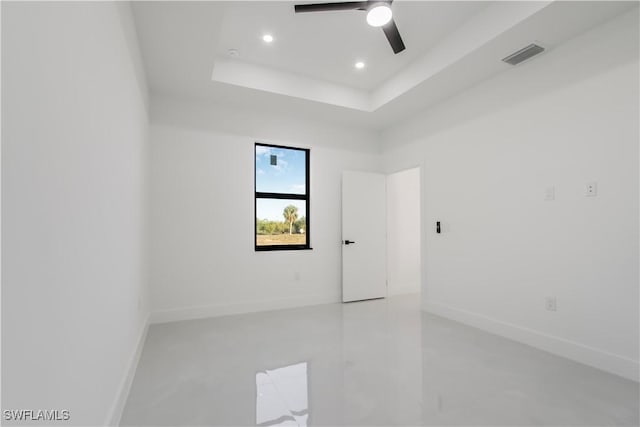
[149,97,383,323]
[383,9,639,381]
[386,168,421,296]
[2,2,150,425]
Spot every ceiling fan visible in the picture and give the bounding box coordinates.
[294,1,406,54]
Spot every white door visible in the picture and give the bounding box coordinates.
[342,171,387,302]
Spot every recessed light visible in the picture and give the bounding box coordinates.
[262,34,274,43]
[228,48,240,57]
[355,61,365,69]
[366,4,392,27]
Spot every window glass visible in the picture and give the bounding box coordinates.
[256,199,307,247]
[255,145,306,195]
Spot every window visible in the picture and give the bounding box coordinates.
[255,143,310,251]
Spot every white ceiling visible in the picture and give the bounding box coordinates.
[131,1,638,130]
[215,1,488,91]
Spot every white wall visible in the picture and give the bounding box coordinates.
[386,168,421,296]
[149,97,382,322]
[1,2,149,424]
[383,9,639,381]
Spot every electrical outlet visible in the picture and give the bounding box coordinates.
[585,182,597,197]
[545,297,557,312]
[544,186,555,201]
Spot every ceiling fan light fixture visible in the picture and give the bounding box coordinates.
[366,4,392,27]
[293,1,405,54]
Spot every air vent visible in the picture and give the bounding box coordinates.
[502,43,545,66]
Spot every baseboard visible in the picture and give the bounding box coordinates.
[151,293,342,324]
[106,314,150,426]
[387,281,420,296]
[424,300,639,382]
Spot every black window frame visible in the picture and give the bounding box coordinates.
[255,142,311,251]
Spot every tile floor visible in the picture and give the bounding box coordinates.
[121,295,639,426]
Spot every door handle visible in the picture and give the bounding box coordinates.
[343,240,356,245]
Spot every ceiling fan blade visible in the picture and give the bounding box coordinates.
[294,2,369,13]
[382,18,406,54]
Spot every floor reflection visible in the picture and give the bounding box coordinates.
[120,295,639,426]
[256,362,308,427]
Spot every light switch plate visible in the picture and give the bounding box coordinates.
[585,182,597,197]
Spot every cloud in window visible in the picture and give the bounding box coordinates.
[289,184,305,193]
[255,146,272,157]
